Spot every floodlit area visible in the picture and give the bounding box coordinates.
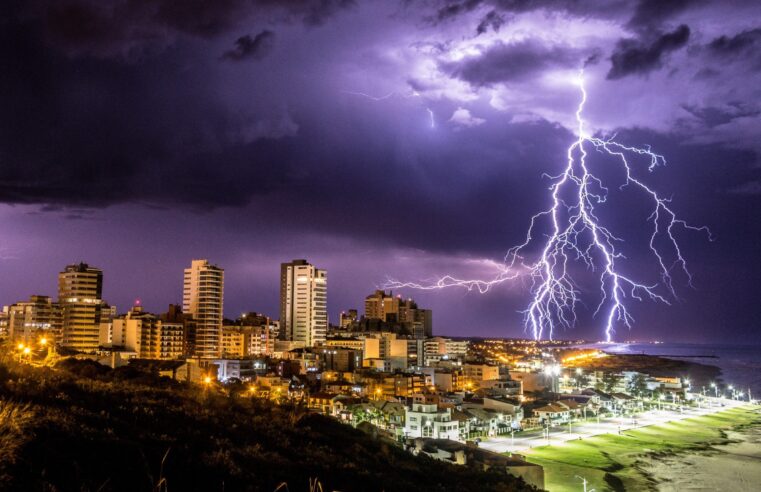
[480,398,747,454]
[493,404,761,492]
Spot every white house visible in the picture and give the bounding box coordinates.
[404,403,460,441]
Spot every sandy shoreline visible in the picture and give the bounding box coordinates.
[637,419,761,491]
[523,405,761,491]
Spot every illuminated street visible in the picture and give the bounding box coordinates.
[480,398,745,454]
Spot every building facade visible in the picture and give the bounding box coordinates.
[6,295,62,343]
[279,259,327,347]
[403,403,460,440]
[339,309,358,328]
[364,290,432,338]
[112,306,185,359]
[59,263,103,352]
[183,259,224,358]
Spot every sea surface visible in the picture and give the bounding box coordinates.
[581,342,761,399]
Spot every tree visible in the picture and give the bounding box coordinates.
[601,372,622,393]
[573,372,591,389]
[627,374,648,397]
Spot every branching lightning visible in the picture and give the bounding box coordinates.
[386,72,711,342]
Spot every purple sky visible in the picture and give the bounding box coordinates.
[1,0,760,343]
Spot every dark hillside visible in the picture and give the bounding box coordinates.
[0,359,535,492]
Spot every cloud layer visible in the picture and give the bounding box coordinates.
[2,0,761,342]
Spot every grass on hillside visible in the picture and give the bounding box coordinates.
[521,406,761,492]
[0,358,537,492]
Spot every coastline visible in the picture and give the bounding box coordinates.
[576,342,761,398]
[636,422,761,491]
[565,351,722,390]
[523,405,761,491]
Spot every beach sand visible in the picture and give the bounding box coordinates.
[638,427,761,491]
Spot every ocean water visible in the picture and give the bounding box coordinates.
[583,342,761,399]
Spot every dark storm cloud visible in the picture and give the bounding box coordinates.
[0,0,569,260]
[708,28,761,54]
[430,0,627,24]
[446,39,586,86]
[433,0,483,22]
[23,0,354,58]
[681,103,760,129]
[626,0,701,29]
[0,5,290,208]
[0,0,358,209]
[607,24,690,79]
[476,10,506,35]
[222,30,275,62]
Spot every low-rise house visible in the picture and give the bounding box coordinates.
[481,379,523,396]
[482,395,524,421]
[254,375,291,399]
[462,407,516,437]
[332,395,363,416]
[559,395,598,417]
[308,391,337,414]
[533,402,572,424]
[214,358,259,381]
[404,403,460,440]
[410,439,544,490]
[611,392,639,410]
[582,388,615,409]
[370,400,406,431]
[508,371,548,392]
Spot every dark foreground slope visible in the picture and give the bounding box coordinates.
[0,359,534,492]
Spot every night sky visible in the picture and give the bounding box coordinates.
[2,0,760,344]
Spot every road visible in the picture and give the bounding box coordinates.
[479,397,746,454]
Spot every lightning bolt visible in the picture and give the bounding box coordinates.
[386,72,711,342]
[343,89,435,129]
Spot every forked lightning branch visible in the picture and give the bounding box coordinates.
[386,73,711,342]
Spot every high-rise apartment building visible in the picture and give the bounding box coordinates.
[59,263,103,352]
[160,304,196,357]
[112,305,184,360]
[364,290,432,338]
[365,290,401,321]
[7,295,62,342]
[183,259,224,358]
[279,259,327,347]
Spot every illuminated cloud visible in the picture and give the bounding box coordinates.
[449,108,485,127]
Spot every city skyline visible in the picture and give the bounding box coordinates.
[1,1,760,344]
[0,253,753,344]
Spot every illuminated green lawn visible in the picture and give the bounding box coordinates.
[520,406,761,492]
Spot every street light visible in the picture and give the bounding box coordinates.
[710,382,718,399]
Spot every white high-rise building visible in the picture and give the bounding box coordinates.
[59,263,103,352]
[183,259,224,358]
[279,259,327,347]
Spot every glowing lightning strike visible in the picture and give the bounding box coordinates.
[386,72,711,342]
[343,89,435,129]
